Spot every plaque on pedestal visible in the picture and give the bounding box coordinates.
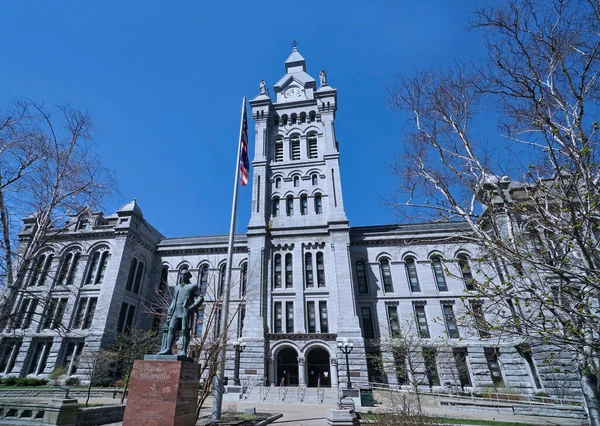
[123,357,200,426]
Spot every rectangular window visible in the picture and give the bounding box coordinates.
[319,301,328,333]
[423,347,440,387]
[301,196,308,215]
[286,197,294,216]
[62,340,85,376]
[361,306,375,339]
[453,348,472,388]
[43,298,68,330]
[20,299,38,330]
[471,302,491,338]
[458,256,476,291]
[125,304,136,331]
[414,305,430,338]
[380,260,394,293]
[285,302,293,333]
[116,303,128,333]
[307,301,316,333]
[0,338,22,375]
[275,141,283,162]
[387,305,400,338]
[285,254,293,288]
[274,302,282,333]
[393,348,408,385]
[484,348,504,386]
[83,298,97,329]
[442,304,459,338]
[239,307,246,337]
[517,346,542,390]
[28,339,52,375]
[356,261,368,294]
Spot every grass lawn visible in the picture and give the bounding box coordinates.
[358,413,539,426]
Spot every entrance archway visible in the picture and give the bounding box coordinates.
[306,347,330,387]
[276,347,298,386]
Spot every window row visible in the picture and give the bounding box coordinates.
[273,252,325,289]
[274,173,319,189]
[24,248,112,288]
[273,133,318,162]
[356,254,475,295]
[359,302,490,341]
[272,194,322,217]
[274,111,317,127]
[7,296,99,332]
[273,300,328,333]
[0,337,85,377]
[171,262,247,299]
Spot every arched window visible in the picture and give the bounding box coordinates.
[431,256,448,291]
[314,194,323,214]
[291,135,301,160]
[274,254,282,289]
[291,113,297,125]
[282,114,288,126]
[218,264,226,297]
[286,196,294,216]
[285,254,293,288]
[293,176,299,187]
[309,111,316,122]
[29,252,54,287]
[275,177,282,189]
[199,264,209,295]
[240,263,248,297]
[85,248,110,285]
[458,254,475,291]
[380,258,393,293]
[125,258,138,291]
[274,138,283,162]
[56,251,80,286]
[300,112,306,123]
[312,174,318,185]
[304,252,314,288]
[308,134,318,158]
[356,260,368,294]
[132,261,144,294]
[300,195,308,215]
[316,252,325,287]
[273,197,280,217]
[405,257,420,292]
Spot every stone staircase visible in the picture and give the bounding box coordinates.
[241,385,341,405]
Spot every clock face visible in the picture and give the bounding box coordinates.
[285,87,303,99]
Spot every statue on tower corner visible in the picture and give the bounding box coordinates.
[157,269,204,356]
[319,70,327,87]
[259,79,267,95]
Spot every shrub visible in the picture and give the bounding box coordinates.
[65,377,81,387]
[2,377,48,387]
[49,366,67,386]
[4,376,17,386]
[93,377,115,388]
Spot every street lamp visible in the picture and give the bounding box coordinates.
[337,338,354,389]
[233,338,246,386]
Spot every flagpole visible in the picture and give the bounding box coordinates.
[212,96,247,421]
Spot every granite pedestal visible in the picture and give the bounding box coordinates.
[123,355,200,426]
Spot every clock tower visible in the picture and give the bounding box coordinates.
[241,47,367,389]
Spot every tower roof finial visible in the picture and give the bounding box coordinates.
[292,39,298,51]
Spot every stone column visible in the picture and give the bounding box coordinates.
[268,355,275,386]
[298,356,306,386]
[330,358,339,387]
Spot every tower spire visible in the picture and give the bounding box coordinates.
[292,39,299,50]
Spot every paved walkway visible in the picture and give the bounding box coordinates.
[0,395,588,425]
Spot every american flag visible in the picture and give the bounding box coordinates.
[239,103,250,186]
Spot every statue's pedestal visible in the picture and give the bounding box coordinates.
[123,355,199,426]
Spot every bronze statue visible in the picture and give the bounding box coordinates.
[158,269,204,356]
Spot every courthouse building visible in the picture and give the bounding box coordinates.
[0,48,575,397]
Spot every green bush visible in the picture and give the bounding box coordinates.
[65,376,81,387]
[93,378,115,388]
[1,377,48,387]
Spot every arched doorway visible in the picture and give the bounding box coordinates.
[276,347,298,386]
[306,347,330,387]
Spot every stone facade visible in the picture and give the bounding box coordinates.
[0,48,579,398]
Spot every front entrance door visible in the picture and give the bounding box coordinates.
[276,347,298,386]
[307,348,330,387]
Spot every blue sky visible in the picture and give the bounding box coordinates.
[1,1,488,237]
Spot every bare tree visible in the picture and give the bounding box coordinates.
[79,349,117,407]
[389,1,600,423]
[0,100,115,327]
